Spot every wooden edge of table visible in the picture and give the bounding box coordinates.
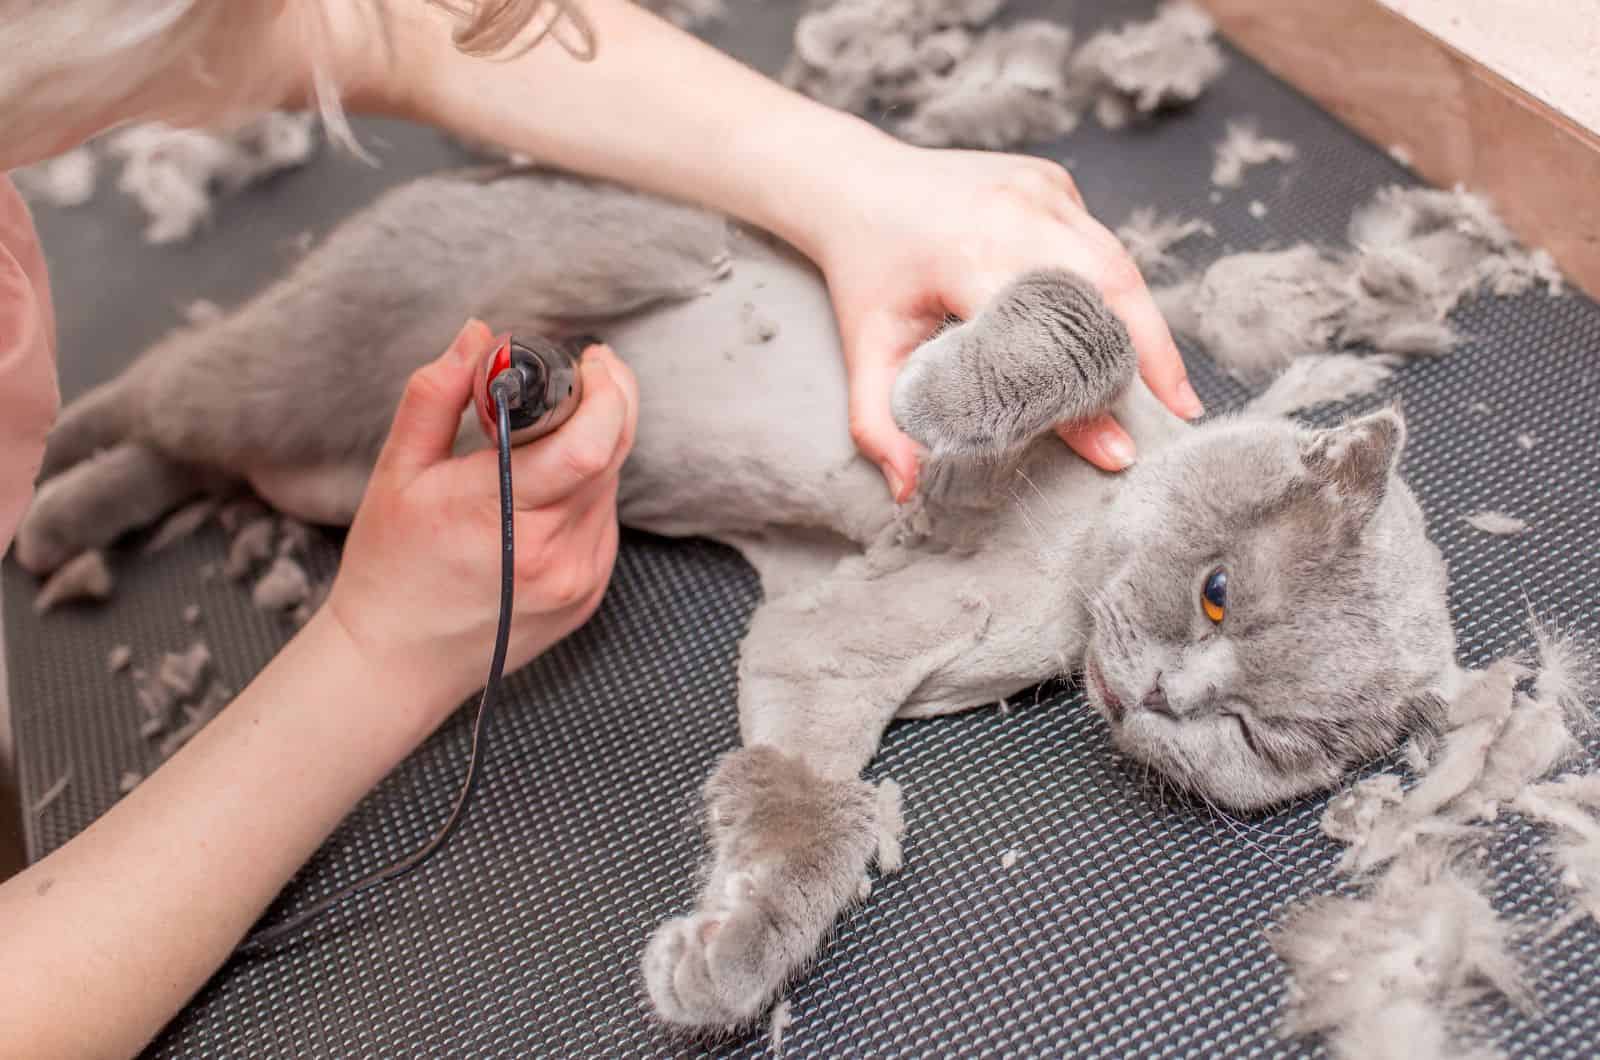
[1198,0,1600,301]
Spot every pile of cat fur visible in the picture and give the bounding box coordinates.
[53,496,332,791]
[40,493,331,627]
[783,0,1225,149]
[125,640,231,772]
[14,111,319,244]
[1155,183,1564,383]
[1272,624,1600,1060]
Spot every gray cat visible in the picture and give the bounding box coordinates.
[16,167,1458,1032]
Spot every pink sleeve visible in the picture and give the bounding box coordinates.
[0,175,60,557]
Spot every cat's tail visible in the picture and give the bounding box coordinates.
[891,268,1136,458]
[38,376,141,482]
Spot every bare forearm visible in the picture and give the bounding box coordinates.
[0,610,443,1057]
[362,0,895,259]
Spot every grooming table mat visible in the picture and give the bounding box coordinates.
[7,1,1599,1055]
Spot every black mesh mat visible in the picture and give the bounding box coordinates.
[6,1,1600,1055]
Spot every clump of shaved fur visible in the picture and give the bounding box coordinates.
[1157,246,1351,382]
[1350,185,1564,299]
[1282,622,1600,1058]
[1530,624,1600,730]
[17,112,318,243]
[896,21,1080,149]
[1210,121,1297,188]
[158,640,211,699]
[1114,208,1214,280]
[120,639,232,762]
[13,146,98,207]
[1272,842,1527,1060]
[1517,774,1600,928]
[226,518,278,581]
[30,770,72,817]
[1320,773,1403,849]
[33,550,114,614]
[1329,642,1590,874]
[784,0,1220,149]
[874,779,905,874]
[1463,511,1528,536]
[143,497,218,555]
[769,999,795,1058]
[1070,2,1225,129]
[1160,185,1566,382]
[782,0,1009,115]
[252,554,313,612]
[104,112,319,244]
[181,299,224,326]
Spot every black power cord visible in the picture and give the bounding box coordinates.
[240,389,519,953]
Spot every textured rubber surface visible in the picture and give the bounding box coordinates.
[6,1,1599,1056]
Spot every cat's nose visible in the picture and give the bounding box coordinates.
[1140,679,1173,716]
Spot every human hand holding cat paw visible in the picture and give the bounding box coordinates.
[808,143,1205,500]
[325,319,637,736]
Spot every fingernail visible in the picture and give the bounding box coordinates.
[1101,433,1137,469]
[449,319,487,365]
[883,464,906,502]
[565,334,605,359]
[1176,379,1205,419]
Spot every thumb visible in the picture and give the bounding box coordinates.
[842,309,926,503]
[375,319,496,479]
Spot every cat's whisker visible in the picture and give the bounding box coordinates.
[1195,788,1292,872]
[1006,486,1052,559]
[1014,467,1064,521]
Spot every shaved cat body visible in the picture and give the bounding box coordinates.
[17,168,1458,1034]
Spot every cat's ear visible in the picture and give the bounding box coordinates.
[1298,404,1406,517]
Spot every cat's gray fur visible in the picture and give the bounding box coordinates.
[16,167,1458,1033]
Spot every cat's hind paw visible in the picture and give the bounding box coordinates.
[642,906,777,1031]
[642,746,882,1032]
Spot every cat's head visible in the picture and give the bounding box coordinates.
[1083,407,1455,811]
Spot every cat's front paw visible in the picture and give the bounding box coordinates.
[642,746,885,1032]
[891,268,1134,458]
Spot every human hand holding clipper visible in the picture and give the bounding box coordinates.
[329,319,634,720]
[238,321,634,949]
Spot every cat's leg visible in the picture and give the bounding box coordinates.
[37,379,137,482]
[245,461,374,527]
[14,444,215,574]
[641,551,993,1031]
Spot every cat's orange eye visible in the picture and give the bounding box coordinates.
[1201,567,1227,624]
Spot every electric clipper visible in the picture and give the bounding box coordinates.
[473,334,592,447]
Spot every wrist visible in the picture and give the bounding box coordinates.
[730,103,904,261]
[299,604,460,753]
